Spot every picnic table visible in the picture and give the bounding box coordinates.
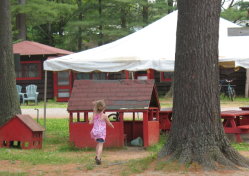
[240,106,249,111]
[221,110,249,143]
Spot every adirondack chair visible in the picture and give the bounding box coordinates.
[16,85,24,102]
[23,84,39,105]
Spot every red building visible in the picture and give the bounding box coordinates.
[13,40,73,101]
[67,79,160,148]
[0,114,45,149]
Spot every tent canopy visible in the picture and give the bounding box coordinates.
[43,11,249,72]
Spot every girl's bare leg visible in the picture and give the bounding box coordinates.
[96,142,104,160]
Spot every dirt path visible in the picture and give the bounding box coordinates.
[21,106,242,119]
[1,148,249,176]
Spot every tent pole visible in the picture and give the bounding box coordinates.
[43,70,47,134]
[245,69,249,97]
[131,72,134,80]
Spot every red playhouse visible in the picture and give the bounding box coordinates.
[67,79,160,148]
[0,114,45,149]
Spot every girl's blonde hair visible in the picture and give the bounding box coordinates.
[93,100,106,113]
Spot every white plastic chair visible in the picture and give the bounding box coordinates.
[23,84,39,105]
[16,85,24,103]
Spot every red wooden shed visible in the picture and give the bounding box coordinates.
[0,114,45,149]
[67,79,160,148]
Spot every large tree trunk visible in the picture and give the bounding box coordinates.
[167,0,174,14]
[142,0,149,26]
[98,0,103,46]
[16,0,26,40]
[159,0,249,169]
[0,0,21,126]
[77,0,83,50]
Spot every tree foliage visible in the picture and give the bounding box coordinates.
[221,0,249,26]
[10,0,174,51]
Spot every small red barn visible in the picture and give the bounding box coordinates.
[0,114,45,149]
[67,79,160,148]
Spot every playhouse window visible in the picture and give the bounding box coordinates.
[160,72,174,82]
[16,61,42,80]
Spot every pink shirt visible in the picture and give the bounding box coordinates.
[90,113,106,140]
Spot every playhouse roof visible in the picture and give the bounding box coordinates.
[67,80,160,111]
[16,114,45,132]
[13,40,73,56]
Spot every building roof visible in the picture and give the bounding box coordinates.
[16,114,45,132]
[13,40,73,56]
[67,79,160,111]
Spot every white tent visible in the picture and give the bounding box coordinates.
[43,11,249,73]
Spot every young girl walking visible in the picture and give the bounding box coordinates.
[89,100,114,165]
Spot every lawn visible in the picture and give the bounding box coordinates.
[2,96,248,175]
[0,118,249,176]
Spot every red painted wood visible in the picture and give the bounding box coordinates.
[240,106,249,111]
[160,72,172,82]
[69,122,124,148]
[238,125,249,130]
[143,111,149,147]
[124,121,143,144]
[54,71,73,102]
[68,109,160,148]
[221,110,249,143]
[84,112,89,122]
[147,69,154,79]
[53,72,58,99]
[159,112,172,130]
[125,71,129,79]
[0,116,43,149]
[159,108,172,131]
[221,110,249,117]
[16,61,42,80]
[148,121,159,146]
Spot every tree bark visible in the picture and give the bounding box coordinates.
[167,0,174,14]
[77,0,83,50]
[142,0,149,25]
[159,0,249,169]
[16,0,26,40]
[98,0,103,46]
[0,0,21,126]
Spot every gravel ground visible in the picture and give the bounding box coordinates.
[21,107,241,119]
[21,108,69,119]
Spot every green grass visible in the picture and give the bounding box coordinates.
[0,172,28,176]
[232,142,249,151]
[0,117,249,175]
[0,118,93,165]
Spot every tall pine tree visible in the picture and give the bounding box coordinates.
[0,0,21,126]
